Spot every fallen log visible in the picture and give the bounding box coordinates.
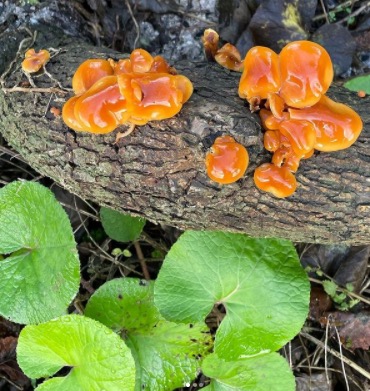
[1,29,369,245]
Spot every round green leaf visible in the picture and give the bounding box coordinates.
[344,75,370,94]
[155,231,309,359]
[202,352,295,391]
[0,181,80,324]
[85,278,212,391]
[17,314,135,391]
[100,207,146,243]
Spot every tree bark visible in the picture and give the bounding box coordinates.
[1,29,370,245]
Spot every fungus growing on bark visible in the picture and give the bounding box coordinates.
[62,50,193,136]
[205,135,249,184]
[279,41,334,109]
[254,163,297,198]
[73,75,127,134]
[289,95,363,152]
[72,59,114,95]
[21,49,50,73]
[117,72,193,126]
[201,29,243,71]
[202,32,363,198]
[214,43,243,72]
[238,46,281,105]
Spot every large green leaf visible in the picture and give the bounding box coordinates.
[344,74,370,94]
[201,352,295,391]
[85,278,212,391]
[100,207,146,243]
[0,181,80,324]
[155,231,309,359]
[17,314,136,391]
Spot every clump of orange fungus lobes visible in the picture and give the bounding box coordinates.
[21,49,50,73]
[202,30,363,197]
[62,49,193,135]
[205,136,249,184]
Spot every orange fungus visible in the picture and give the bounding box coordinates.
[279,40,333,109]
[62,95,86,132]
[63,50,193,135]
[21,48,50,73]
[206,135,249,184]
[73,76,127,134]
[289,95,363,152]
[254,163,297,198]
[214,43,243,72]
[238,46,280,102]
[201,28,220,61]
[72,59,114,95]
[117,72,193,125]
[278,119,316,158]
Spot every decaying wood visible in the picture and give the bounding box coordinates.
[0,32,370,245]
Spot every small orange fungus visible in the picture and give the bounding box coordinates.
[214,43,243,72]
[202,29,220,61]
[21,49,50,73]
[205,135,249,184]
[201,29,243,71]
[358,90,366,98]
[254,163,297,198]
[50,107,61,117]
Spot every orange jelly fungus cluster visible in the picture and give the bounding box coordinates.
[62,49,193,135]
[202,30,363,197]
[21,49,50,73]
[205,136,249,184]
[241,41,363,198]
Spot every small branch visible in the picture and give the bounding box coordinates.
[125,0,140,49]
[134,240,151,280]
[335,0,370,24]
[1,86,69,95]
[300,331,370,381]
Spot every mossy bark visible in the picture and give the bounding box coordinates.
[1,30,370,244]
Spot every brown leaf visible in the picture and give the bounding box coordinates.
[0,336,17,361]
[0,317,20,338]
[0,336,30,388]
[320,311,370,350]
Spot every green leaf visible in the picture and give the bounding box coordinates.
[0,181,80,324]
[344,75,370,94]
[17,314,136,391]
[155,231,309,359]
[85,278,212,391]
[322,280,338,297]
[201,352,295,391]
[100,207,146,242]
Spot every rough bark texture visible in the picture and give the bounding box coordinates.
[1,29,370,244]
